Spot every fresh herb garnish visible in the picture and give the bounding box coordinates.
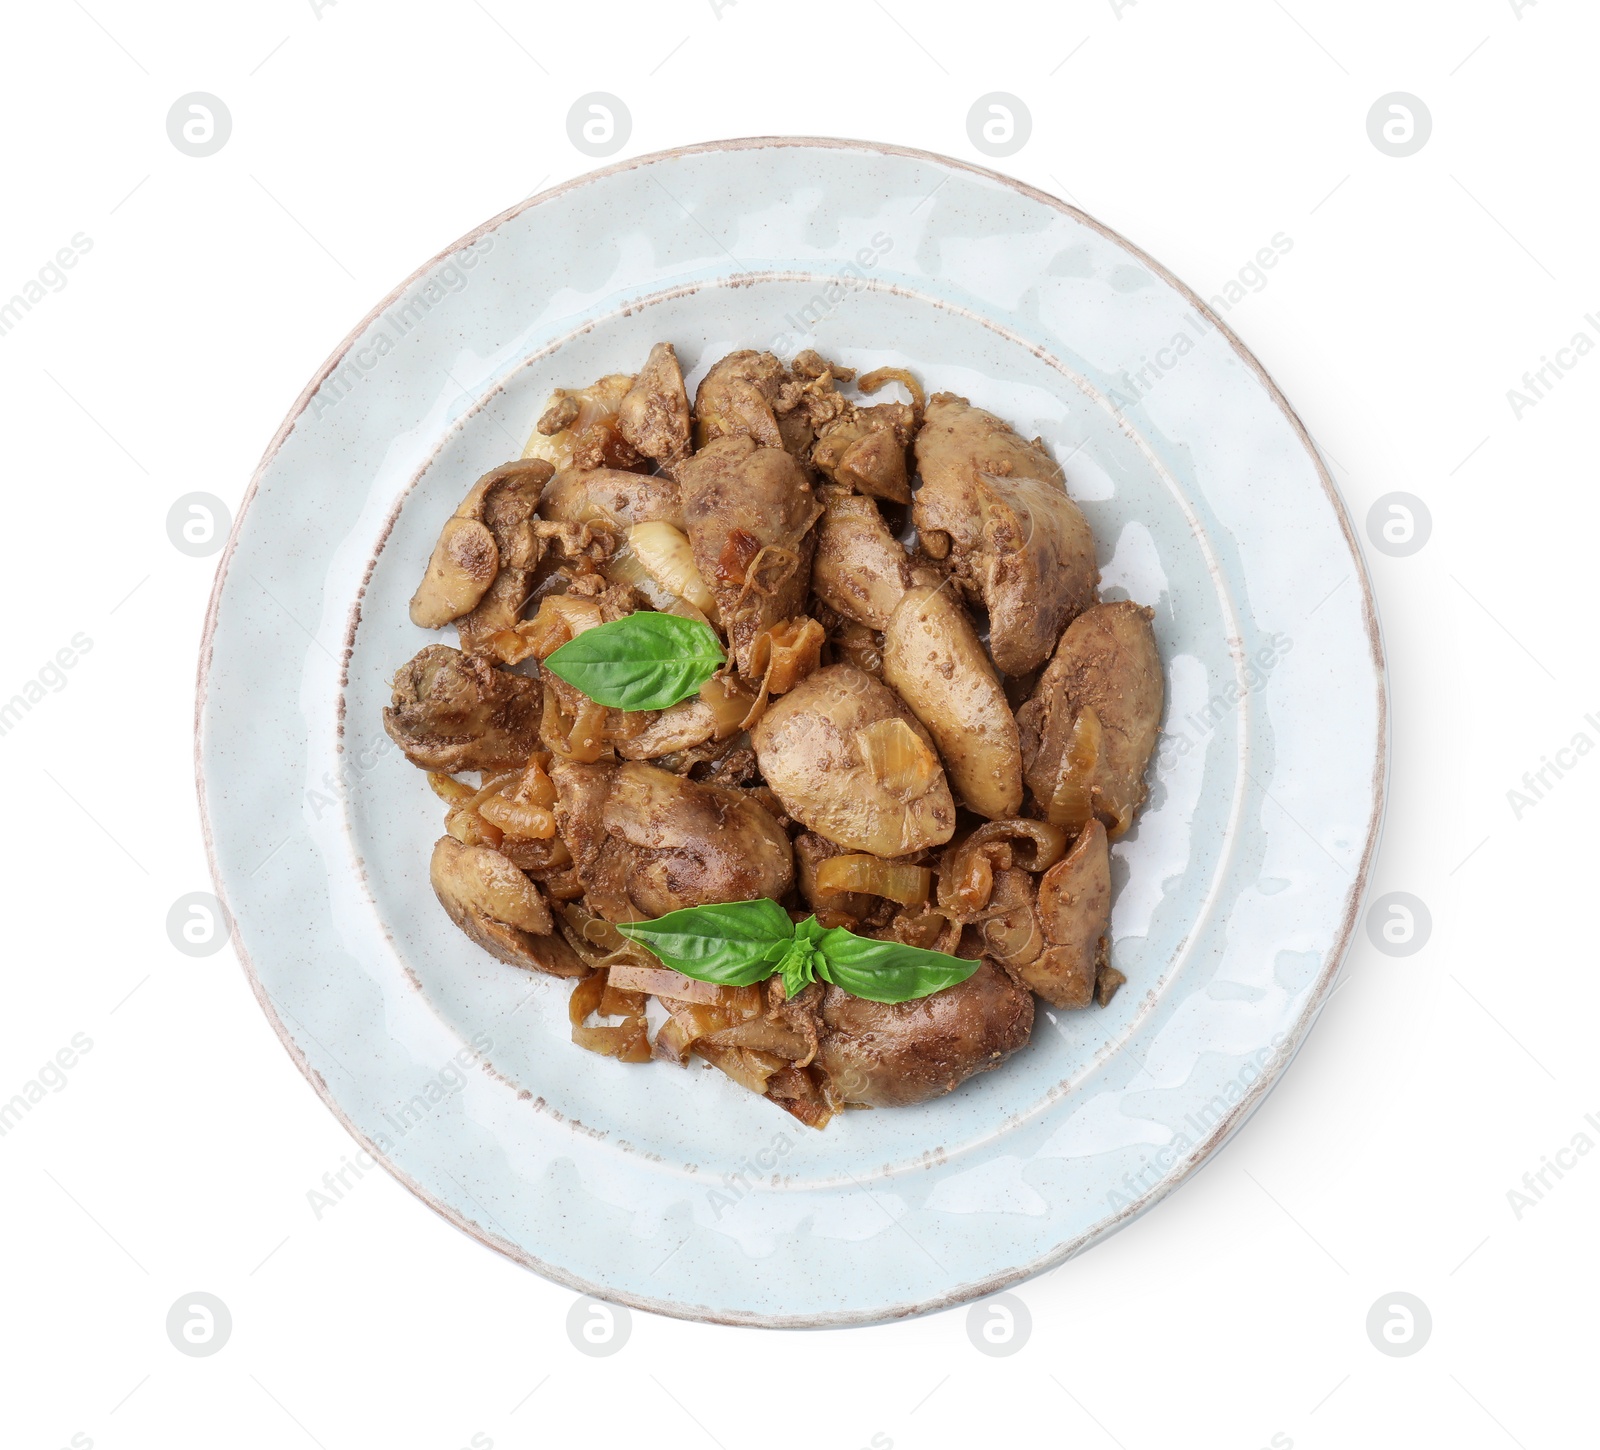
[617,900,980,1005]
[543,612,725,711]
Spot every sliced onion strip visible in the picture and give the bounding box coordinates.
[698,674,760,739]
[1046,706,1103,830]
[857,365,926,417]
[427,773,476,807]
[604,961,727,1005]
[543,687,608,764]
[627,521,718,621]
[747,616,825,695]
[816,854,931,906]
[855,717,940,798]
[568,967,650,1063]
[477,795,556,839]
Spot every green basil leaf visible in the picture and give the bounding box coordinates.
[616,899,795,986]
[814,926,981,1004]
[543,612,725,711]
[615,903,979,1005]
[778,940,816,1002]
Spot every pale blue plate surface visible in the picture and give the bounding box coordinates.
[197,138,1386,1326]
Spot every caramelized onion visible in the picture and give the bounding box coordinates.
[522,373,639,474]
[855,717,941,798]
[938,819,1069,915]
[1101,796,1137,838]
[457,761,563,845]
[858,365,926,418]
[747,617,825,695]
[445,809,502,848]
[486,591,610,667]
[427,773,477,807]
[698,674,760,739]
[765,1065,838,1129]
[816,854,931,906]
[568,967,651,1063]
[555,901,630,961]
[482,628,539,666]
[571,1023,652,1061]
[653,985,765,1066]
[602,540,677,612]
[546,593,607,641]
[461,771,520,809]
[568,968,608,1025]
[516,758,557,808]
[1046,706,1104,830]
[442,769,519,846]
[702,1019,809,1058]
[939,846,995,915]
[444,765,557,840]
[1043,706,1138,837]
[740,615,826,730]
[695,1044,786,1094]
[542,687,608,764]
[716,527,763,586]
[477,795,556,839]
[600,980,648,1019]
[604,961,726,1004]
[605,525,716,626]
[628,521,717,620]
[653,1014,698,1066]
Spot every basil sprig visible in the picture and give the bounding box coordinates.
[543,612,725,711]
[617,900,980,1005]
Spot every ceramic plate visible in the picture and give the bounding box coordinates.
[197,137,1386,1327]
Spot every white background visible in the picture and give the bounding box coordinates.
[2,1,1594,1447]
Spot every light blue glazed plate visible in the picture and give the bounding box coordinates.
[197,138,1386,1327]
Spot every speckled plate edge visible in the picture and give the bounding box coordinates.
[194,135,1388,1326]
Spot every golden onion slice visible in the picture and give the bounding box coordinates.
[815,853,931,907]
[1046,706,1104,830]
[627,521,718,621]
[522,373,635,472]
[855,716,941,798]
